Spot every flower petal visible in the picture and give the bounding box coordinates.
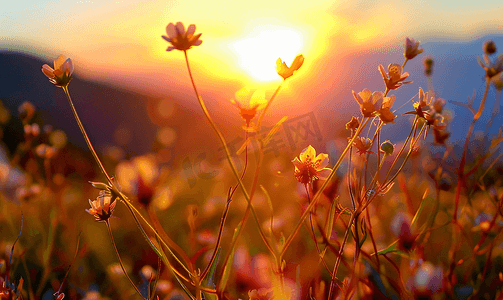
[186,24,196,37]
[166,23,176,39]
[317,168,332,180]
[300,145,316,162]
[175,22,185,35]
[315,153,329,169]
[42,65,54,78]
[54,55,67,69]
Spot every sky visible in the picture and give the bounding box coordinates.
[2,0,503,114]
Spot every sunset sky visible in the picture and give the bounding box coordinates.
[2,0,503,111]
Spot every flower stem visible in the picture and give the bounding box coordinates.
[62,86,193,284]
[279,118,370,260]
[183,50,271,250]
[62,87,112,183]
[105,220,146,300]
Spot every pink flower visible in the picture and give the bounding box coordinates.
[404,37,424,60]
[42,55,74,87]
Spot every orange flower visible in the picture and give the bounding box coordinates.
[377,95,396,124]
[86,191,117,222]
[162,22,202,52]
[292,145,331,186]
[352,89,383,117]
[41,55,73,87]
[276,54,304,80]
[230,87,267,126]
[404,37,424,60]
[379,63,412,91]
[353,137,374,155]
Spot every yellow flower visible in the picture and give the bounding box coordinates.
[86,191,117,222]
[352,89,383,118]
[379,63,412,91]
[162,22,202,52]
[292,145,331,186]
[230,87,267,126]
[404,37,424,60]
[41,55,73,87]
[276,54,304,80]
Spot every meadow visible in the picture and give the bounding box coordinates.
[1,21,503,300]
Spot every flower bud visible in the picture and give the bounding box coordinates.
[380,140,395,156]
[423,56,434,76]
[483,40,497,55]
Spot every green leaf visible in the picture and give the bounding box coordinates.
[324,197,339,242]
[376,240,408,257]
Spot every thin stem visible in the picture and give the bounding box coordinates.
[62,87,112,183]
[256,83,282,130]
[200,196,232,280]
[402,58,408,70]
[280,118,370,260]
[454,77,491,221]
[182,51,266,238]
[62,85,194,294]
[383,116,418,184]
[105,220,146,299]
[328,212,356,300]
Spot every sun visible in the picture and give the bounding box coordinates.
[229,26,304,82]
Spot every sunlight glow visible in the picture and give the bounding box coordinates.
[230,27,303,82]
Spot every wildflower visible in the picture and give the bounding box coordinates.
[86,191,117,222]
[276,54,304,80]
[423,56,434,76]
[377,95,396,124]
[477,53,503,78]
[353,137,374,155]
[404,37,424,60]
[352,89,383,117]
[42,55,73,87]
[483,40,497,55]
[379,63,412,91]
[345,116,360,137]
[405,88,433,119]
[230,87,267,126]
[162,22,202,52]
[292,145,331,186]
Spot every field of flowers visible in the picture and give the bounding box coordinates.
[1,22,503,300]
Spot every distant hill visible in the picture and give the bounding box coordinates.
[2,35,503,168]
